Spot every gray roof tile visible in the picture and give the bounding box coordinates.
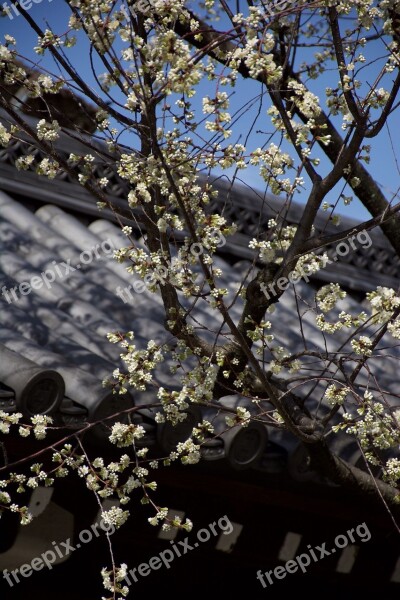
[0,170,399,471]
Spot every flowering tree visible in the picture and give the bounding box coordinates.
[1,0,400,595]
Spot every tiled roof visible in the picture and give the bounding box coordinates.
[1,105,400,294]
[0,181,399,476]
[0,105,399,475]
[0,188,264,454]
[1,114,400,595]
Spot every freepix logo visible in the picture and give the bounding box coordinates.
[0,0,156,22]
[3,516,115,587]
[256,522,372,588]
[261,230,372,302]
[124,515,234,586]
[1,239,115,304]
[122,0,157,19]
[115,230,226,303]
[1,0,53,20]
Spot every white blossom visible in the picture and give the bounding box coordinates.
[36,119,60,141]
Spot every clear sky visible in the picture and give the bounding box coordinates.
[1,1,399,224]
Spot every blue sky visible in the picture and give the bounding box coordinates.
[1,1,399,223]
